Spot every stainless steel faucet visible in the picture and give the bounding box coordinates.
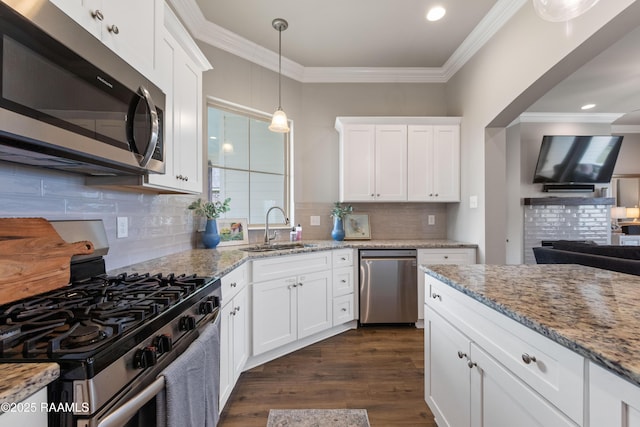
[264,206,289,244]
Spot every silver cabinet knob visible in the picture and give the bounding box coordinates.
[468,361,477,369]
[230,282,237,288]
[522,353,537,364]
[91,10,104,21]
[432,293,441,301]
[457,351,467,359]
[108,25,119,35]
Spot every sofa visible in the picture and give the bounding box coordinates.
[533,240,640,276]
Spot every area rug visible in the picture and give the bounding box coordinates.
[266,409,370,427]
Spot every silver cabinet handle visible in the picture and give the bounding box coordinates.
[457,351,467,359]
[108,24,120,35]
[234,306,240,312]
[432,293,441,301]
[341,308,347,312]
[443,255,449,259]
[298,283,303,287]
[522,353,537,364]
[468,361,477,369]
[91,10,104,21]
[230,282,237,288]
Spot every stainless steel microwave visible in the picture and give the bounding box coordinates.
[0,0,165,176]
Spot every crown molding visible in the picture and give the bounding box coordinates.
[511,112,626,126]
[168,0,525,83]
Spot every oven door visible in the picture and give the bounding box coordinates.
[91,313,221,427]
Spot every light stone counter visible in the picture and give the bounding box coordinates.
[109,239,477,278]
[422,264,640,386]
[0,363,59,411]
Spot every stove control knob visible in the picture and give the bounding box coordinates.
[153,334,173,354]
[133,346,157,369]
[199,300,215,314]
[179,315,196,331]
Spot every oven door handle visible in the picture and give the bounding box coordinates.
[97,376,165,427]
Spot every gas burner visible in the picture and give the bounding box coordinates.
[66,323,102,346]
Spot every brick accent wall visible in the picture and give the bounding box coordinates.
[523,202,610,264]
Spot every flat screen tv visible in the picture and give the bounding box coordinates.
[532,135,623,184]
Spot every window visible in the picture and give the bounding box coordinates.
[207,101,290,227]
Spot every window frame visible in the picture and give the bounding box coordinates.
[206,97,293,229]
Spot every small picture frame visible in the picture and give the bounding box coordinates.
[217,218,249,246]
[344,214,371,240]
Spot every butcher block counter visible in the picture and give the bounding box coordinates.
[422,263,640,386]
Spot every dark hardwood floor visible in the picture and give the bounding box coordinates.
[218,326,435,426]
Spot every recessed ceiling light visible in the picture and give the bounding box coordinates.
[581,103,596,110]
[426,6,446,22]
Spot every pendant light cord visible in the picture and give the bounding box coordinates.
[277,26,282,109]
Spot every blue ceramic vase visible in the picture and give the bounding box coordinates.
[202,219,221,249]
[331,217,345,241]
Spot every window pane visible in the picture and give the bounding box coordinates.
[207,103,290,228]
[210,168,249,220]
[250,172,286,225]
[208,109,249,169]
[250,119,285,174]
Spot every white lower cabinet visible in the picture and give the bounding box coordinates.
[425,274,583,426]
[253,270,332,355]
[0,387,47,427]
[219,264,248,410]
[418,248,475,321]
[590,361,640,426]
[332,249,357,326]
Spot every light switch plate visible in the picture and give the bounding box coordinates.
[310,215,321,226]
[116,217,128,238]
[470,195,478,209]
[428,215,435,225]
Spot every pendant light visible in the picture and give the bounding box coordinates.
[268,18,290,133]
[532,0,600,22]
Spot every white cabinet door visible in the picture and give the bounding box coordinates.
[340,124,376,201]
[470,343,576,427]
[253,277,297,355]
[425,308,471,427]
[297,270,332,339]
[231,286,248,381]
[590,361,640,427]
[374,125,407,201]
[408,125,460,202]
[219,301,234,408]
[431,125,460,202]
[147,29,203,193]
[49,0,157,77]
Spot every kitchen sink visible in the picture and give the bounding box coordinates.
[241,242,317,252]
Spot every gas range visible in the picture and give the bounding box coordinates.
[0,220,221,427]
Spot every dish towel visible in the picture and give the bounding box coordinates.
[157,315,221,427]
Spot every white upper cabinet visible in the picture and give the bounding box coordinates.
[336,117,461,203]
[408,125,460,202]
[49,0,159,78]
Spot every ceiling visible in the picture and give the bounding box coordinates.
[173,0,640,121]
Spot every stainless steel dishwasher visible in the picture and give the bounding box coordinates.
[359,249,418,324]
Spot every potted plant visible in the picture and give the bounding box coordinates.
[330,202,353,241]
[187,197,231,248]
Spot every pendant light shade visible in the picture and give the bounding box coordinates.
[532,0,600,22]
[269,18,290,133]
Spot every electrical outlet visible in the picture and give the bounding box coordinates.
[116,217,128,238]
[428,215,435,225]
[310,215,321,226]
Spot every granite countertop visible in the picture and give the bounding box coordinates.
[0,363,59,411]
[109,239,476,277]
[422,264,640,386]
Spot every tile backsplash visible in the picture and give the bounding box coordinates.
[0,163,198,270]
[1,163,450,271]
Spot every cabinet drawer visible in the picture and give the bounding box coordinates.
[333,294,354,326]
[425,276,584,424]
[418,248,475,264]
[221,264,247,302]
[333,266,355,297]
[253,251,332,282]
[332,249,354,267]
